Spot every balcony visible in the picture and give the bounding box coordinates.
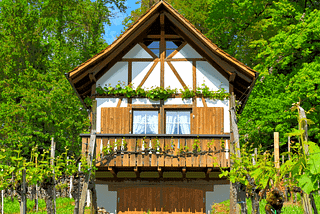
[81,134,230,169]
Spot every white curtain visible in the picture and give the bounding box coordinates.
[133,112,145,134]
[166,111,190,134]
[147,112,158,134]
[179,112,190,134]
[166,112,178,134]
[133,111,158,134]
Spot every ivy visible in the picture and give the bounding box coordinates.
[95,83,230,101]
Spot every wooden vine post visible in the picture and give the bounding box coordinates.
[229,93,246,214]
[274,132,280,169]
[79,100,97,214]
[298,106,313,214]
[51,137,56,214]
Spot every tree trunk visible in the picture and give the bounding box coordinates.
[301,192,313,214]
[43,179,55,214]
[72,173,81,214]
[310,193,318,214]
[251,191,260,214]
[20,169,26,214]
[90,181,98,214]
[265,187,284,214]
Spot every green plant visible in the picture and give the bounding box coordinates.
[192,139,201,152]
[180,86,195,99]
[207,140,214,150]
[95,83,230,101]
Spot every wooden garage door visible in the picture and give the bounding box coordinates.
[117,186,205,214]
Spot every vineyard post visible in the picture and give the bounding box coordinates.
[68,156,73,199]
[35,183,38,212]
[79,97,97,214]
[298,106,313,214]
[229,93,245,214]
[274,132,280,169]
[20,169,26,214]
[1,169,3,214]
[51,137,56,214]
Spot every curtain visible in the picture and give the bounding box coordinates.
[166,111,190,134]
[133,112,146,134]
[166,112,178,134]
[147,111,158,134]
[179,112,190,134]
[133,111,158,134]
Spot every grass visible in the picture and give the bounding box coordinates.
[211,194,320,214]
[2,197,90,214]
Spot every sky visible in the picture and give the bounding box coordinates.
[103,1,141,45]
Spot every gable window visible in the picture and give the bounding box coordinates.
[133,110,159,134]
[147,41,160,57]
[166,111,190,134]
[166,41,178,57]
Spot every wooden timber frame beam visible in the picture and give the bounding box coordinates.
[163,11,231,81]
[70,12,160,84]
[160,12,165,134]
[79,100,97,214]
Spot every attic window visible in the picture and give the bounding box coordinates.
[166,41,178,57]
[147,41,160,57]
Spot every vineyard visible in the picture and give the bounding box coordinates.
[224,104,320,214]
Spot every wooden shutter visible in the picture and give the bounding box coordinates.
[100,107,130,134]
[191,107,224,134]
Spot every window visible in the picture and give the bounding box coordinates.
[166,111,191,134]
[166,41,178,57]
[147,41,160,57]
[133,111,158,134]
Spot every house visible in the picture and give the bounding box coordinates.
[66,1,258,213]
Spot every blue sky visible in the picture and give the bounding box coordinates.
[103,1,141,45]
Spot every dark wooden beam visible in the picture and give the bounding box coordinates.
[108,167,117,178]
[182,167,186,178]
[158,167,163,178]
[134,166,140,178]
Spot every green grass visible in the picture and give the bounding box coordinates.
[211,194,320,214]
[2,197,89,214]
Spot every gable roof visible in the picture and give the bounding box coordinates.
[66,0,259,113]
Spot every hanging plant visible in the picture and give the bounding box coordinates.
[94,82,229,101]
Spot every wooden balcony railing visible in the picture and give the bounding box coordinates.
[81,134,230,168]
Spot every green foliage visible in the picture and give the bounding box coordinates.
[2,197,90,214]
[0,0,127,158]
[96,83,229,101]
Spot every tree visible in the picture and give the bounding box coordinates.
[205,0,320,149]
[123,0,211,35]
[0,0,127,156]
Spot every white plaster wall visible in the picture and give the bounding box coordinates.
[164,98,192,105]
[172,44,202,59]
[205,98,230,133]
[132,62,154,89]
[196,98,204,107]
[132,98,160,105]
[196,61,229,92]
[96,62,128,88]
[171,61,193,89]
[96,98,119,133]
[123,44,153,59]
[142,62,160,89]
[96,184,117,214]
[120,98,128,107]
[164,62,183,90]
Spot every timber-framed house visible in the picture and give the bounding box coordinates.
[67,1,258,213]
